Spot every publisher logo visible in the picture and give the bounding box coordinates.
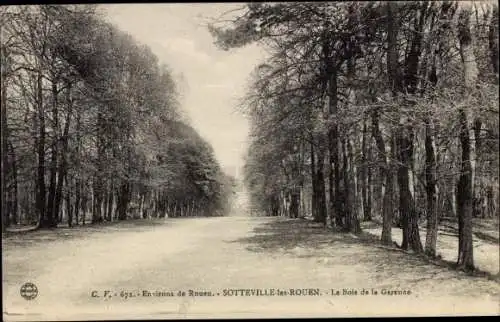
[20,282,38,300]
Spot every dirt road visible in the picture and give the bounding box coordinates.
[3,215,499,320]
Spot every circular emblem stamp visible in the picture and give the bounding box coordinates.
[20,282,38,300]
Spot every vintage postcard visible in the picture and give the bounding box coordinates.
[1,2,499,320]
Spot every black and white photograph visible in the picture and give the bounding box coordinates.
[1,1,499,320]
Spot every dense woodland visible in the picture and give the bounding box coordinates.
[1,5,235,230]
[210,1,499,272]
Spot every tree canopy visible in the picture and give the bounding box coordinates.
[210,1,499,272]
[1,4,234,230]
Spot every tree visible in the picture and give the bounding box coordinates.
[2,4,232,230]
[209,1,499,271]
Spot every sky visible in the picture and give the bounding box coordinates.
[102,4,267,179]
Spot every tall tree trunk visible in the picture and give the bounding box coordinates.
[470,120,479,219]
[73,109,82,225]
[366,138,373,222]
[456,8,477,271]
[423,25,440,256]
[327,145,334,223]
[424,119,438,257]
[401,2,427,253]
[344,137,361,233]
[342,43,361,232]
[106,180,114,221]
[93,108,108,224]
[489,6,499,75]
[324,43,342,229]
[290,188,299,219]
[330,127,342,226]
[46,81,59,227]
[11,143,18,225]
[82,191,87,225]
[383,163,395,240]
[66,176,73,227]
[92,181,103,223]
[396,124,423,253]
[361,117,371,221]
[1,41,9,230]
[372,168,383,219]
[342,138,350,231]
[457,108,474,270]
[315,144,327,226]
[74,178,80,225]
[380,1,401,244]
[372,109,392,245]
[54,84,72,225]
[117,181,130,220]
[310,140,318,220]
[36,72,48,228]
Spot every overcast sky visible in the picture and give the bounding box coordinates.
[102,3,267,178]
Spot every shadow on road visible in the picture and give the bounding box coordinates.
[2,218,170,248]
[228,217,500,290]
[228,217,387,257]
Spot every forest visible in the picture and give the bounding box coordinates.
[0,5,235,231]
[209,1,499,272]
